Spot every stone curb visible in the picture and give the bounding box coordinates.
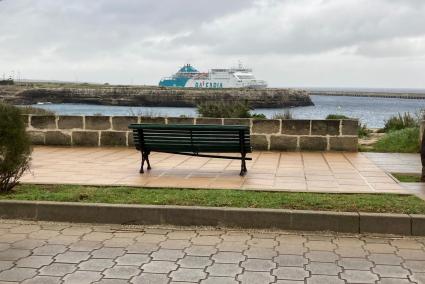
[0,200,423,236]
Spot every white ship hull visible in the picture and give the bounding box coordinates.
[159,64,268,89]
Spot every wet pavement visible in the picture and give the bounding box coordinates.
[0,219,425,284]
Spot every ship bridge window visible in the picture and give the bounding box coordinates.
[236,75,255,80]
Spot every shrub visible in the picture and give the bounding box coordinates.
[0,103,32,192]
[272,109,293,119]
[197,101,252,118]
[383,112,417,132]
[251,113,267,119]
[326,114,349,119]
[0,79,14,85]
[18,106,55,115]
[358,123,371,138]
[373,127,419,153]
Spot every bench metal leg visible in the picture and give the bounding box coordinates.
[240,153,247,176]
[140,152,145,174]
[140,151,152,174]
[146,151,152,170]
[139,154,145,174]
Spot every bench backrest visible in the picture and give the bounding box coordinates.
[129,124,251,153]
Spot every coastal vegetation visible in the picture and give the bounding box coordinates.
[2,184,425,214]
[197,101,265,119]
[325,114,349,119]
[0,103,32,192]
[383,112,417,132]
[372,127,420,153]
[0,78,14,85]
[272,109,293,119]
[361,112,421,153]
[18,105,55,115]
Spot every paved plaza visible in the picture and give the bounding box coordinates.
[363,153,421,175]
[21,147,408,194]
[0,219,424,284]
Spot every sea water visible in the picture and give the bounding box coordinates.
[30,95,425,128]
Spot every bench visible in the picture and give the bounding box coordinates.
[128,124,252,176]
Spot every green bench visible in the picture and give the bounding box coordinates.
[128,124,252,176]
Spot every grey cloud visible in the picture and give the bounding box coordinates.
[0,0,424,87]
[170,0,425,57]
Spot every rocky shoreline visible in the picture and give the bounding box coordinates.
[0,85,313,108]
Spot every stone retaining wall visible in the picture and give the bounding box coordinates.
[24,115,359,151]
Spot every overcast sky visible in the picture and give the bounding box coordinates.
[1,0,425,88]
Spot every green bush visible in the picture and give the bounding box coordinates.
[0,103,32,192]
[383,112,417,132]
[18,106,55,115]
[272,109,293,119]
[197,101,256,118]
[326,114,349,119]
[373,127,419,153]
[250,113,267,119]
[358,123,371,138]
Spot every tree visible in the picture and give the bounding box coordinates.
[0,103,32,192]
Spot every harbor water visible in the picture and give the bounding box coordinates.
[30,95,425,128]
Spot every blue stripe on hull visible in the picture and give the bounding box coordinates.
[159,77,189,87]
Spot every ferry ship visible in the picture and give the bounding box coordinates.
[159,64,267,89]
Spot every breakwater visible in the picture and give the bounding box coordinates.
[0,85,313,108]
[311,90,425,99]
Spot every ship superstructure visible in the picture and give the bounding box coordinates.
[159,64,267,88]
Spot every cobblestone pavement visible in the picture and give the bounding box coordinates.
[1,220,425,283]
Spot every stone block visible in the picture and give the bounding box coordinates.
[196,118,223,125]
[140,117,166,124]
[251,135,268,150]
[223,118,251,126]
[299,137,327,151]
[341,120,359,135]
[28,131,45,145]
[281,120,310,135]
[31,116,56,129]
[359,213,411,235]
[100,131,127,146]
[330,137,358,152]
[45,131,71,146]
[72,131,99,146]
[291,210,359,233]
[252,119,280,134]
[311,120,340,136]
[58,116,83,129]
[411,214,425,236]
[270,135,297,151]
[112,116,138,131]
[127,132,135,147]
[167,117,195,125]
[85,116,111,130]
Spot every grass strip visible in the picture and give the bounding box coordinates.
[1,184,425,214]
[392,173,421,183]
